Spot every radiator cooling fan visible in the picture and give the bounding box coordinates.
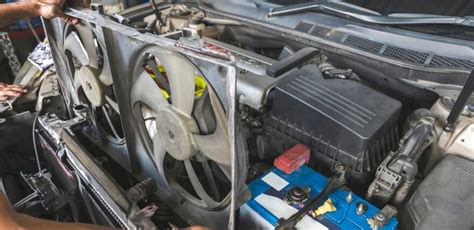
[130,46,232,215]
[62,23,124,144]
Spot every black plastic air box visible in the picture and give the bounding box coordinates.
[269,65,401,182]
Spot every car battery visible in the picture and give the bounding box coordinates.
[240,165,398,229]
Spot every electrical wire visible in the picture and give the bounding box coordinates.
[31,112,43,177]
[26,18,41,44]
[13,191,39,210]
[149,0,165,29]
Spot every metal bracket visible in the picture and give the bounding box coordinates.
[90,3,105,14]
[37,111,87,145]
[127,204,158,230]
[15,171,68,212]
[36,74,61,112]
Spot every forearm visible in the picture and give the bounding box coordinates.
[0,2,39,29]
[14,213,116,230]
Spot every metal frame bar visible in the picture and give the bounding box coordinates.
[42,5,239,229]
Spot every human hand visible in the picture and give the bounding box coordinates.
[68,0,90,8]
[66,0,92,24]
[32,0,90,24]
[0,83,27,101]
[34,0,64,18]
[61,0,92,23]
[33,0,69,22]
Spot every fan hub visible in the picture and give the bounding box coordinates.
[155,106,199,160]
[77,65,105,107]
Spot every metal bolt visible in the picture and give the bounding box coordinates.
[244,58,256,64]
[346,192,353,203]
[375,213,386,222]
[356,202,368,215]
[335,164,345,172]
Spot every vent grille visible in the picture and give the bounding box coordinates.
[295,21,314,33]
[325,30,346,42]
[382,46,429,64]
[310,25,331,37]
[293,20,472,71]
[310,25,346,42]
[344,35,384,54]
[430,55,474,69]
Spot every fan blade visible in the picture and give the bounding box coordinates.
[73,72,82,90]
[101,106,121,140]
[192,84,230,165]
[98,54,113,86]
[131,71,169,112]
[75,23,113,86]
[201,160,220,200]
[158,52,195,117]
[75,23,99,68]
[64,31,89,66]
[184,159,220,208]
[147,59,170,93]
[192,132,230,166]
[217,164,231,180]
[209,86,229,137]
[105,95,120,115]
[153,134,168,184]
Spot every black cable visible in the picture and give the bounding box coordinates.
[276,173,346,229]
[31,112,43,176]
[26,18,41,44]
[444,69,474,132]
[150,0,165,29]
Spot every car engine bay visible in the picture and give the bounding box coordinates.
[2,1,473,229]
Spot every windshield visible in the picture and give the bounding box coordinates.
[268,0,474,16]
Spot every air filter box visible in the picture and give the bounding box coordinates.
[269,65,401,181]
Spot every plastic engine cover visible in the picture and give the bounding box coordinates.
[240,166,398,229]
[269,65,401,179]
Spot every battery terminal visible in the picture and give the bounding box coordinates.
[309,198,336,218]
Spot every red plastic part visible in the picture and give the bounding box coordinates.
[273,144,310,174]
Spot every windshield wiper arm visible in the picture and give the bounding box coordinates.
[268,1,474,28]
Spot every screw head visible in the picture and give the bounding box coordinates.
[375,213,386,222]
